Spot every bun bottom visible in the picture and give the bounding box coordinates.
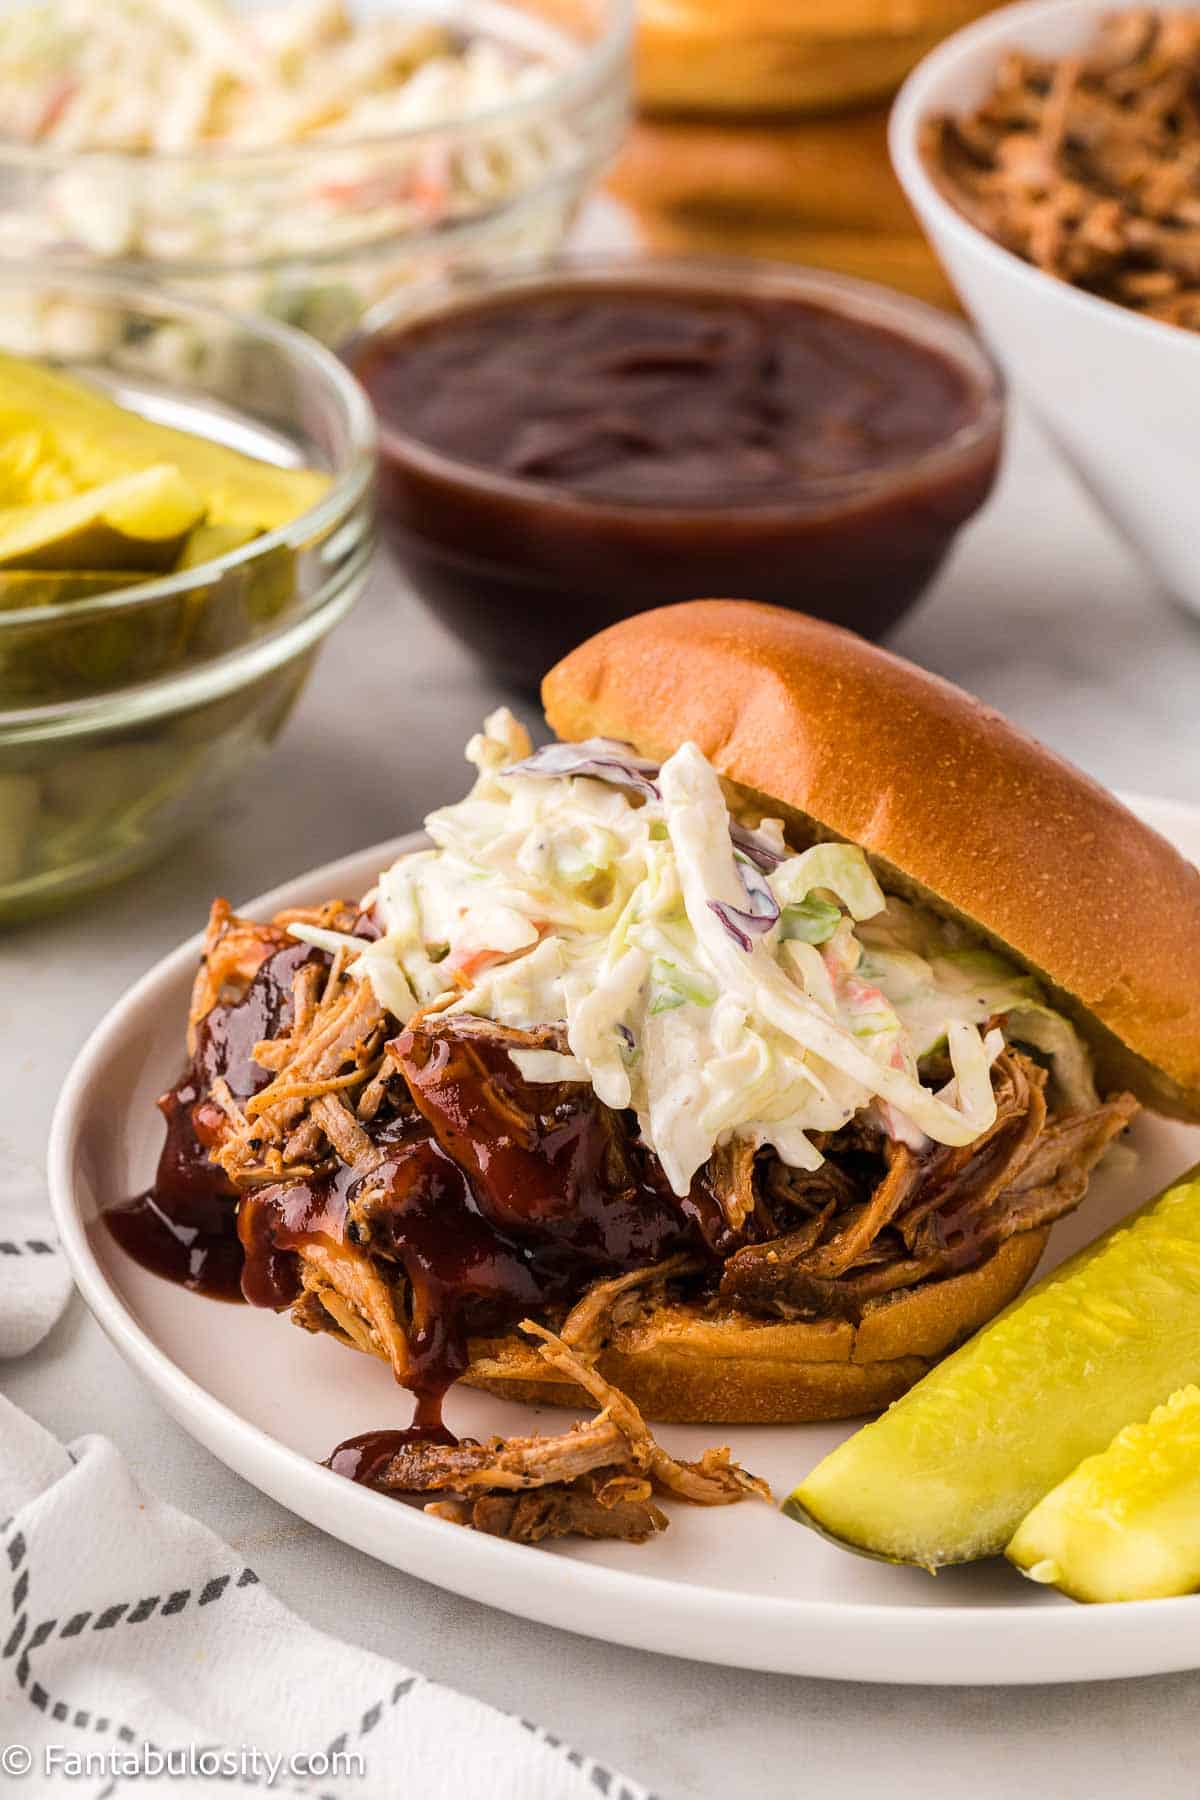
[462,1230,1048,1424]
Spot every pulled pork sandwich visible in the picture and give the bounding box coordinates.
[115,601,1200,1532]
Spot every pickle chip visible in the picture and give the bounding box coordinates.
[0,570,150,608]
[1007,1386,1200,1602]
[785,1165,1200,1567]
[176,519,261,570]
[0,465,205,572]
[0,352,328,531]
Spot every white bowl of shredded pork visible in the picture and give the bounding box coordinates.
[890,0,1200,622]
[0,0,631,346]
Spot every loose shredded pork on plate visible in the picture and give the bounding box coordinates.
[399,1325,769,1545]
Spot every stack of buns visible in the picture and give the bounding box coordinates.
[613,0,1003,305]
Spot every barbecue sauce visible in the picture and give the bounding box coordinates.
[104,936,315,1301]
[242,1026,713,1424]
[107,954,721,1439]
[355,277,1002,685]
[362,289,979,505]
[323,1423,458,1487]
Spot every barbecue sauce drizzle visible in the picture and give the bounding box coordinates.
[105,939,727,1471]
[105,938,315,1302]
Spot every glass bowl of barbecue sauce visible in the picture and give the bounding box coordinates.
[349,256,1004,688]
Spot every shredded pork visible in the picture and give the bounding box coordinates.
[720,1051,1135,1322]
[922,10,1200,329]
[426,1476,668,1545]
[373,1326,769,1543]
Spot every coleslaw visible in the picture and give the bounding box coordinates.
[290,711,1098,1198]
[0,0,595,344]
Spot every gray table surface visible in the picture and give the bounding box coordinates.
[6,409,1200,1800]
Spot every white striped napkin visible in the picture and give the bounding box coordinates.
[0,1210,651,1799]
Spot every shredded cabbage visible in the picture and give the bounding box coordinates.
[772,842,886,921]
[508,1048,587,1084]
[286,710,1098,1196]
[780,896,842,945]
[857,901,1099,1110]
[0,0,562,311]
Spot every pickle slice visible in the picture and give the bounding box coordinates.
[0,353,327,531]
[1007,1386,1200,1602]
[176,519,260,569]
[0,772,40,885]
[0,570,150,608]
[0,466,204,572]
[785,1166,1200,1567]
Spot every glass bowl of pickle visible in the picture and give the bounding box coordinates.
[0,276,375,922]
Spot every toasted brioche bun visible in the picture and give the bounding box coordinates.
[461,1230,1048,1423]
[638,20,933,116]
[544,600,1200,1121]
[638,0,1001,116]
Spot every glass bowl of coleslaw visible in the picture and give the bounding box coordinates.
[0,274,375,922]
[0,0,632,347]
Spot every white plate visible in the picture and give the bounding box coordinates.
[48,796,1200,1685]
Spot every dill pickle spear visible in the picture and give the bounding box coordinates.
[785,1166,1200,1567]
[1007,1386,1200,1602]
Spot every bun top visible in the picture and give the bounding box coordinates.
[543,600,1200,1120]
